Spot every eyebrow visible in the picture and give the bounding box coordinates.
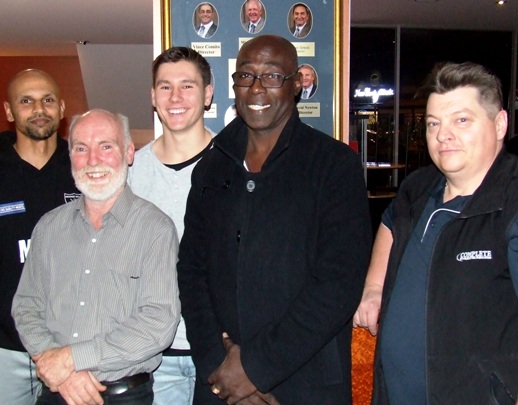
[18,92,57,100]
[155,79,198,86]
[237,61,284,70]
[426,108,476,119]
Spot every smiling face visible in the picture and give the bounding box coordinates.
[70,111,134,203]
[426,86,507,186]
[246,0,262,23]
[233,35,301,139]
[198,4,214,24]
[152,60,213,137]
[3,70,65,141]
[299,66,315,89]
[293,5,308,27]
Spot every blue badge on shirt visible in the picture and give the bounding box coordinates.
[0,201,26,217]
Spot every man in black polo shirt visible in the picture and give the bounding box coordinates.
[1,69,80,404]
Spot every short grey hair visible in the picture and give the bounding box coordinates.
[68,109,132,150]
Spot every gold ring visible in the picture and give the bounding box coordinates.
[211,385,220,395]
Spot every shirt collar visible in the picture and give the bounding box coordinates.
[77,185,135,228]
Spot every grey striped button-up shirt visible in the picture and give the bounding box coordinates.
[12,186,180,382]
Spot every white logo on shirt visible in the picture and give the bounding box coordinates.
[456,250,492,262]
[19,239,31,264]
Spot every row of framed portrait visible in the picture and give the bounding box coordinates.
[193,1,314,40]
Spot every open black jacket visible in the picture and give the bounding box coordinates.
[373,151,518,405]
[178,110,372,404]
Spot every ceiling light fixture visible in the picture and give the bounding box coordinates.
[496,0,507,4]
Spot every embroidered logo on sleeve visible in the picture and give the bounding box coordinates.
[456,250,492,261]
[0,201,26,217]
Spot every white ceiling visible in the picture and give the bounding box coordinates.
[0,0,516,56]
[0,0,153,56]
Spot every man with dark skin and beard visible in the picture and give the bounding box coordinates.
[178,35,371,404]
[0,69,79,404]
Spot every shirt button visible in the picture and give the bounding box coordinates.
[92,238,97,243]
[73,333,78,338]
[85,269,90,274]
[246,180,256,192]
[80,301,85,306]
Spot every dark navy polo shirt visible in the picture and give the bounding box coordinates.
[380,183,471,405]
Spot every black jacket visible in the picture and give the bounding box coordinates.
[373,151,518,405]
[178,111,372,404]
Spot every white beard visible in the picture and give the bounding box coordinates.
[73,163,128,202]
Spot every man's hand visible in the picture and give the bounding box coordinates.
[353,283,382,336]
[58,371,106,405]
[237,391,281,404]
[208,333,257,404]
[33,346,75,391]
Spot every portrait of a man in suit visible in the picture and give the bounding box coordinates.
[299,64,317,99]
[289,3,312,39]
[241,0,266,34]
[194,3,218,39]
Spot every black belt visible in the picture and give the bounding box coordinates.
[102,372,150,396]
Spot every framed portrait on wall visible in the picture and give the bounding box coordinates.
[160,0,344,140]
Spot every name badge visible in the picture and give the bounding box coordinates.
[0,201,26,217]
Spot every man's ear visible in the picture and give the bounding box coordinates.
[126,142,136,165]
[495,109,508,141]
[3,101,14,122]
[293,71,302,95]
[205,84,214,108]
[59,100,65,120]
[151,87,156,108]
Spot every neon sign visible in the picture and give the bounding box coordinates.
[354,87,394,103]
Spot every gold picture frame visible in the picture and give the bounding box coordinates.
[159,0,349,142]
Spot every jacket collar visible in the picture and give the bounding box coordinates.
[214,108,301,169]
[462,150,518,217]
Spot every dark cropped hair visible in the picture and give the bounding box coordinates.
[418,62,503,119]
[293,3,309,14]
[198,2,214,13]
[152,47,211,87]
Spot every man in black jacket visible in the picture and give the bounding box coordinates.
[178,35,372,405]
[355,62,518,404]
